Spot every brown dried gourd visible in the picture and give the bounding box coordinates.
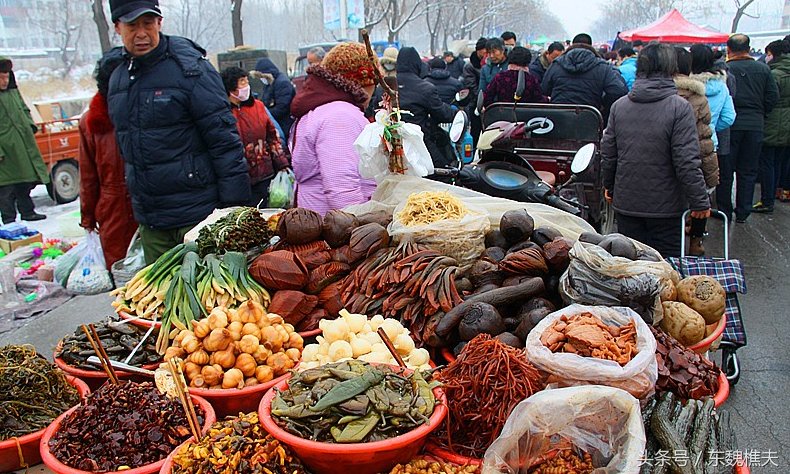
[249,251,309,290]
[675,276,726,325]
[660,301,706,347]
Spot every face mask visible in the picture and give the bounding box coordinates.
[232,84,251,102]
[504,46,514,55]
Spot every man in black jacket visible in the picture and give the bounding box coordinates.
[462,38,487,146]
[426,57,462,104]
[443,51,465,79]
[718,34,779,223]
[397,47,456,167]
[529,41,564,83]
[542,34,627,112]
[254,58,295,139]
[107,0,250,263]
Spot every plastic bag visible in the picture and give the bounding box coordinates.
[482,386,646,474]
[111,230,145,288]
[525,304,658,399]
[268,169,296,209]
[54,242,85,287]
[65,232,114,295]
[560,241,680,324]
[355,111,434,183]
[388,198,490,266]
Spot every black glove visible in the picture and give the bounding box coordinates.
[30,124,38,134]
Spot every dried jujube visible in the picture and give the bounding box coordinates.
[48,381,204,472]
[249,251,309,290]
[322,210,360,248]
[277,208,323,245]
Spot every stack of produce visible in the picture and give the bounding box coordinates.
[299,309,431,370]
[271,360,436,443]
[431,334,546,458]
[660,275,726,347]
[641,393,735,474]
[196,207,271,257]
[529,449,594,473]
[431,210,567,353]
[390,457,479,474]
[47,381,205,471]
[0,345,80,440]
[250,208,391,331]
[56,316,161,368]
[652,326,720,400]
[163,302,302,389]
[540,312,638,366]
[170,413,308,474]
[340,240,464,345]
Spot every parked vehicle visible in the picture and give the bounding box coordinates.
[35,119,81,203]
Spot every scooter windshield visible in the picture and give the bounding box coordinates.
[484,168,530,188]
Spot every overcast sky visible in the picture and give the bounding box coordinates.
[547,0,605,37]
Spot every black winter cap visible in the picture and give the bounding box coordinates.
[0,57,12,73]
[110,0,162,23]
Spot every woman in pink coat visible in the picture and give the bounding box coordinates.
[289,42,378,215]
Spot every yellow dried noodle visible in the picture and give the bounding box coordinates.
[397,191,468,226]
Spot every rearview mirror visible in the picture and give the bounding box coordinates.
[571,143,595,174]
[449,110,468,143]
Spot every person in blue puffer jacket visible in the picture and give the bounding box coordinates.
[618,47,638,90]
[690,45,736,154]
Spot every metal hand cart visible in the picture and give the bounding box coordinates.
[666,210,747,384]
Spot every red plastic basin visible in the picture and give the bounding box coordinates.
[118,311,162,329]
[688,316,726,354]
[39,394,215,474]
[190,370,292,418]
[0,376,89,473]
[53,344,160,392]
[713,371,729,408]
[258,373,448,474]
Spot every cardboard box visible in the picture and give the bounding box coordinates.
[0,233,43,254]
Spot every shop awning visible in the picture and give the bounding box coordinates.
[619,9,730,44]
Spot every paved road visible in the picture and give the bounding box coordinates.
[2,199,788,473]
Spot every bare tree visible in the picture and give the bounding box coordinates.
[385,0,426,43]
[591,0,716,41]
[424,0,448,55]
[731,0,759,32]
[231,0,244,46]
[364,0,392,31]
[27,0,88,77]
[163,0,231,52]
[91,0,112,53]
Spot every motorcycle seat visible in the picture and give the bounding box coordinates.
[536,170,556,186]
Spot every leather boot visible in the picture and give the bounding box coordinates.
[689,237,705,256]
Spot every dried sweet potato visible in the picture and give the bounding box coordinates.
[249,250,309,290]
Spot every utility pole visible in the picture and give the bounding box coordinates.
[340,0,348,39]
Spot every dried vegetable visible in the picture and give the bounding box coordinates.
[0,345,80,440]
[271,360,436,443]
[432,334,546,458]
[48,381,204,472]
[528,449,594,474]
[164,302,302,389]
[396,191,468,226]
[56,315,160,368]
[541,313,638,366]
[340,241,463,344]
[651,326,720,400]
[299,310,431,370]
[171,412,308,474]
[390,457,479,474]
[196,207,271,257]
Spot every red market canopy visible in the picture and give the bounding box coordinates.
[619,9,730,44]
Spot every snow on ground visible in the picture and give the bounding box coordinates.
[20,185,85,243]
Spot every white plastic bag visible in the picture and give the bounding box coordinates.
[111,230,145,288]
[560,241,680,324]
[355,111,434,183]
[66,232,113,294]
[525,304,658,399]
[268,169,296,209]
[388,198,490,266]
[482,386,646,474]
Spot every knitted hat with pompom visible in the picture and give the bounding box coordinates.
[321,42,379,88]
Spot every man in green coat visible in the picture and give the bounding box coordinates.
[0,57,49,224]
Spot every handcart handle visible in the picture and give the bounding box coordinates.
[680,210,729,259]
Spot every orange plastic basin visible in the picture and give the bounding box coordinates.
[39,394,215,474]
[688,316,726,354]
[425,442,482,467]
[189,370,291,418]
[53,344,159,392]
[0,376,89,473]
[713,371,730,408]
[258,374,448,474]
